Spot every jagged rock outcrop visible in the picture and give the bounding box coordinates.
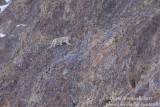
[0,0,160,107]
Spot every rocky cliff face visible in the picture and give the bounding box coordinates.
[0,0,160,106]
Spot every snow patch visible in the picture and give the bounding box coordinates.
[0,0,12,14]
[5,0,11,3]
[0,33,6,38]
[0,4,9,13]
[16,24,26,28]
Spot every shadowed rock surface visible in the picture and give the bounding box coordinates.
[0,0,160,106]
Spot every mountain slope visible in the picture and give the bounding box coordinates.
[0,0,160,106]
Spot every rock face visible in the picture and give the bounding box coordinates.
[0,0,160,106]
